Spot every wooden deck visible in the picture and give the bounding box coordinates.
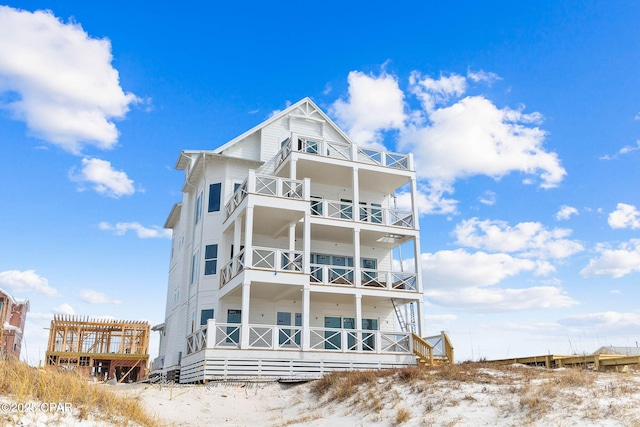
[487,354,640,370]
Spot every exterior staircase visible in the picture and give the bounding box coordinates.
[412,332,454,366]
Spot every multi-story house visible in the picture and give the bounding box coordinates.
[153,98,451,383]
[0,287,29,359]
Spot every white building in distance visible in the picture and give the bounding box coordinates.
[152,98,449,383]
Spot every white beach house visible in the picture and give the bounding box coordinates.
[152,98,450,383]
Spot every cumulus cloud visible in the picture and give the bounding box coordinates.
[424,314,457,323]
[453,218,584,259]
[394,182,458,215]
[409,72,467,113]
[330,70,406,147]
[426,285,577,312]
[52,303,74,315]
[0,269,58,296]
[70,157,135,197]
[400,96,565,188]
[556,205,578,221]
[330,68,566,204]
[0,6,140,153]
[580,239,640,278]
[79,289,122,304]
[608,203,640,229]
[99,221,172,238]
[558,311,640,334]
[419,250,575,312]
[421,250,553,289]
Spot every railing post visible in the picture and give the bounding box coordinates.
[247,170,256,194]
[206,319,216,349]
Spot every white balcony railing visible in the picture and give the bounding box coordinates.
[310,266,417,291]
[220,247,303,288]
[310,198,414,229]
[276,136,412,171]
[187,320,413,355]
[224,172,307,219]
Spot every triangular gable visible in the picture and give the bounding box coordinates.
[214,97,354,160]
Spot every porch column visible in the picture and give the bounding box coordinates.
[352,167,359,221]
[303,205,311,275]
[244,205,254,268]
[302,288,310,351]
[234,216,242,258]
[355,294,362,351]
[417,300,427,337]
[290,157,297,180]
[410,176,420,231]
[240,283,251,349]
[353,229,361,287]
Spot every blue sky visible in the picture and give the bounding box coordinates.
[2,1,640,364]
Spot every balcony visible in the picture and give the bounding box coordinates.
[186,320,412,355]
[310,266,417,291]
[220,247,304,288]
[276,136,412,171]
[310,199,414,229]
[225,172,307,220]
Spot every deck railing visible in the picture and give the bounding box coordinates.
[310,266,417,291]
[187,320,413,355]
[220,247,303,288]
[276,135,412,171]
[310,198,414,229]
[224,171,306,219]
[423,331,455,363]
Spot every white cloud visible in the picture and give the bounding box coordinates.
[426,285,577,312]
[421,250,552,289]
[558,311,640,334]
[424,314,457,323]
[600,140,640,160]
[400,95,565,189]
[608,203,640,229]
[99,221,172,238]
[453,218,584,259]
[52,303,74,315]
[580,240,640,278]
[478,190,496,206]
[330,70,406,147]
[0,6,139,153]
[556,205,578,221]
[466,69,502,85]
[79,289,122,304]
[409,72,467,113]
[0,269,58,296]
[70,157,135,197]
[394,182,458,215]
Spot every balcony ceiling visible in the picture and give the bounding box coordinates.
[252,206,305,237]
[300,222,413,249]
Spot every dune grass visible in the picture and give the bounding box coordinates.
[0,357,162,426]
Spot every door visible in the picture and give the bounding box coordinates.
[226,309,241,344]
[340,199,352,220]
[343,317,356,350]
[361,258,377,285]
[362,318,378,351]
[324,316,342,350]
[278,312,302,346]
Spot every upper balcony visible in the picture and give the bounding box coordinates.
[224,171,309,222]
[274,136,415,196]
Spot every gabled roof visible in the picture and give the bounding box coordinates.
[213,97,354,156]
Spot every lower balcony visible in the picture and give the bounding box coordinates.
[186,320,411,355]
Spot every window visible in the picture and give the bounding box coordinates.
[208,183,221,212]
[195,191,203,224]
[200,309,214,326]
[204,244,218,275]
[190,250,199,284]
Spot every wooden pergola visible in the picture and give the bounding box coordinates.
[45,315,150,382]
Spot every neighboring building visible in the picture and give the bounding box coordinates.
[0,287,29,359]
[45,315,150,382]
[153,98,434,383]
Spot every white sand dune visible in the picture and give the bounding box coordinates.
[5,365,640,426]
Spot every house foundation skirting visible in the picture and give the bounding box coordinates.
[177,349,416,383]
